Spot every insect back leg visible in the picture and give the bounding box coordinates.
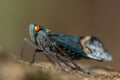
[44,51,64,71]
[56,55,73,69]
[54,44,90,74]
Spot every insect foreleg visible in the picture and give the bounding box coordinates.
[19,38,43,59]
[30,49,55,64]
[31,49,38,63]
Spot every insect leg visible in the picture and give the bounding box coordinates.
[56,55,73,69]
[48,52,64,71]
[19,38,26,59]
[19,38,43,59]
[31,49,38,63]
[44,53,55,65]
[19,38,55,64]
[54,44,89,73]
[30,49,55,64]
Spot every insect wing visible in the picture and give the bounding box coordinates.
[48,32,87,56]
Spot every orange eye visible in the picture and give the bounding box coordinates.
[35,26,40,32]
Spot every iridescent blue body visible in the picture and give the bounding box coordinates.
[28,24,112,61]
[19,24,112,73]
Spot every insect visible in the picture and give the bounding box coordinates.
[19,24,112,74]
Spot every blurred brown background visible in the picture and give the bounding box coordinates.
[0,0,119,70]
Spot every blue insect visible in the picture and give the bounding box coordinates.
[19,24,112,74]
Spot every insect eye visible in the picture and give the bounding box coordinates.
[35,25,40,32]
